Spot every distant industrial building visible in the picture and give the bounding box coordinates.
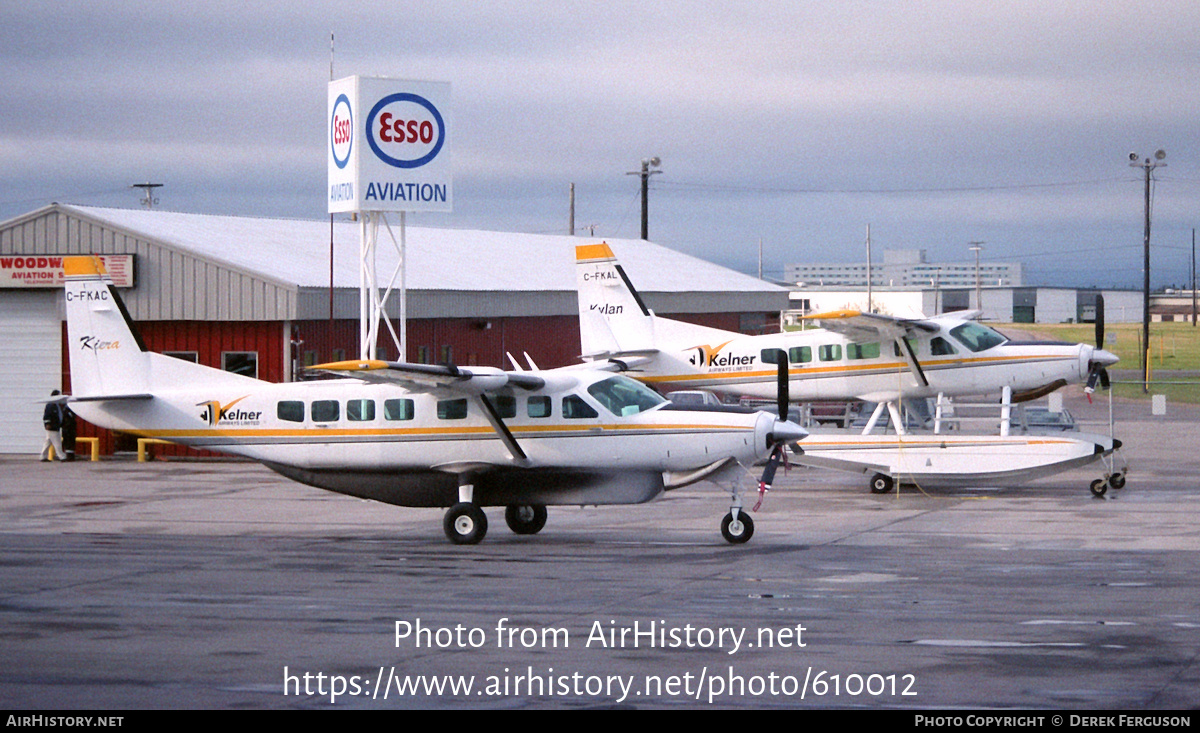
[0,204,787,454]
[786,249,1023,288]
[788,285,1143,325]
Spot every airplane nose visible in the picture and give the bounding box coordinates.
[1092,348,1119,367]
[769,419,808,446]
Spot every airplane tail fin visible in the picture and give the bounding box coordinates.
[575,243,738,360]
[63,256,153,398]
[63,256,258,400]
[575,243,656,357]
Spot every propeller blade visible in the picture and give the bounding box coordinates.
[1100,367,1110,390]
[1094,294,1105,349]
[776,353,789,421]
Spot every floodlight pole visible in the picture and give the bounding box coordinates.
[969,241,985,314]
[1130,151,1166,393]
[627,157,661,240]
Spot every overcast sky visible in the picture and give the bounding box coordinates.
[3,1,1199,288]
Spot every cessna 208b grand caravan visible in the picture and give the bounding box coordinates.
[61,256,805,545]
[575,243,1118,410]
[575,243,1124,494]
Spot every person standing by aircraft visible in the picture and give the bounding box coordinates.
[40,391,66,462]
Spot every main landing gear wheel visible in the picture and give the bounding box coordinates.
[721,511,754,544]
[444,503,488,545]
[505,504,548,535]
[869,473,895,494]
[1108,472,1126,490]
[1089,479,1108,498]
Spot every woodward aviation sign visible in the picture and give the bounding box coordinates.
[328,76,452,214]
[0,255,134,289]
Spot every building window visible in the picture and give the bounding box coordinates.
[165,351,198,363]
[346,399,375,421]
[417,346,430,364]
[440,345,453,365]
[223,351,258,378]
[437,399,468,420]
[277,401,304,423]
[332,348,346,362]
[527,396,552,418]
[384,398,415,421]
[302,351,318,367]
[311,400,339,422]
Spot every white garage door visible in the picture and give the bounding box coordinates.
[0,291,62,454]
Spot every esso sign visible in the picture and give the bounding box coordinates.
[366,93,445,169]
[330,94,353,169]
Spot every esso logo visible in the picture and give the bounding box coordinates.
[365,93,445,169]
[330,94,353,169]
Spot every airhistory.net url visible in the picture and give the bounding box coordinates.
[282,665,918,705]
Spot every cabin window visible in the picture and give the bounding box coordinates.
[384,398,415,421]
[949,323,1007,352]
[931,337,958,356]
[563,394,599,419]
[277,401,304,423]
[587,375,665,417]
[489,395,517,418]
[222,351,258,378]
[311,400,339,422]
[892,338,918,357]
[437,399,468,420]
[818,344,842,361]
[789,346,812,363]
[347,399,375,421]
[760,348,785,364]
[847,342,880,360]
[527,396,552,418]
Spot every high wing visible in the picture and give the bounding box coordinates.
[309,359,547,393]
[799,309,943,342]
[799,309,948,388]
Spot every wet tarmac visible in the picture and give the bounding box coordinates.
[1,392,1198,710]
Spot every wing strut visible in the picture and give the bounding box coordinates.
[895,337,929,388]
[474,394,529,464]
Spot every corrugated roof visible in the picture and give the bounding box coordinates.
[65,205,784,296]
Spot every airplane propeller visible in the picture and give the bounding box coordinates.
[1085,295,1114,401]
[754,353,804,509]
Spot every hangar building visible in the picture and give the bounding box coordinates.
[0,204,786,455]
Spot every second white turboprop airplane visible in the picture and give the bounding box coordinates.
[575,243,1119,408]
[60,255,806,545]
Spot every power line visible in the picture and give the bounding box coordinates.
[657,176,1130,196]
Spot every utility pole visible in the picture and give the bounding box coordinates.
[627,157,661,240]
[969,241,985,314]
[1130,150,1166,393]
[568,183,575,235]
[1192,227,1196,327]
[866,224,873,313]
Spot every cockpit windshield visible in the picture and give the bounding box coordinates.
[586,376,666,417]
[948,322,1008,352]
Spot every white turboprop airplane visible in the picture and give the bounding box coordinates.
[575,242,1118,410]
[575,243,1125,495]
[60,255,806,545]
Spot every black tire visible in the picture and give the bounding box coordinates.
[869,473,894,494]
[1109,473,1126,490]
[505,504,547,535]
[444,503,488,545]
[1089,479,1108,498]
[721,511,754,544]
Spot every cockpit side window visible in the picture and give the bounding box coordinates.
[563,394,599,419]
[949,323,1007,352]
[585,376,665,417]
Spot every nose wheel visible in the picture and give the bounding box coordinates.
[721,510,754,543]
